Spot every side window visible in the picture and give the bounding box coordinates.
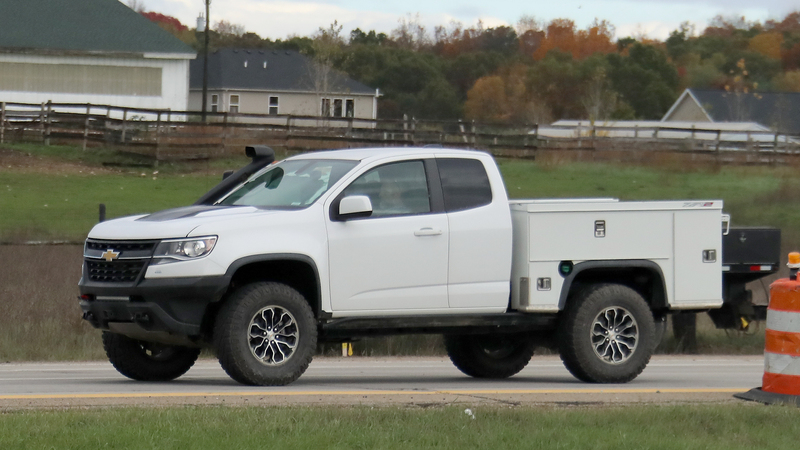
[321,98,331,116]
[343,160,430,218]
[333,99,343,117]
[268,96,279,115]
[437,158,492,212]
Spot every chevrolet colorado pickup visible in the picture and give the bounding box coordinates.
[79,146,778,385]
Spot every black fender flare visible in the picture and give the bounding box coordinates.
[223,253,323,314]
[557,260,669,310]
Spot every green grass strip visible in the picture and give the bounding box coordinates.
[1,404,798,449]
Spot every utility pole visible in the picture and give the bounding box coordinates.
[201,0,210,122]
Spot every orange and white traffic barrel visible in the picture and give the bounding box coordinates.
[737,252,800,406]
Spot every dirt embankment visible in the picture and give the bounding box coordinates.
[0,147,120,175]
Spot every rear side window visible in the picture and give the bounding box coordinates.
[437,158,492,212]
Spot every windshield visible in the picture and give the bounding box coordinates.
[217,159,358,208]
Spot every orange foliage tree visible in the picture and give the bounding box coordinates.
[532,19,615,60]
[464,76,509,123]
[748,32,783,60]
[464,65,547,124]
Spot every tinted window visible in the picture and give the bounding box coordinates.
[343,160,430,218]
[437,158,492,212]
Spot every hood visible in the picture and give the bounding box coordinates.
[87,205,280,240]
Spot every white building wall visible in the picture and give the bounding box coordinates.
[0,53,192,114]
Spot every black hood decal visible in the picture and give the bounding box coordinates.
[137,206,232,222]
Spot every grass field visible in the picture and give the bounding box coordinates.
[1,404,798,449]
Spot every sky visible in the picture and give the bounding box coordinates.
[133,0,799,41]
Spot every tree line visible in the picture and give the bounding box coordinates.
[141,8,800,125]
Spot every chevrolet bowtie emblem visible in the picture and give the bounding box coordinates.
[101,249,120,262]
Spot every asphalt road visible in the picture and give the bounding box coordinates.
[0,355,765,409]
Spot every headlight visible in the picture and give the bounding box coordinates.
[153,236,217,263]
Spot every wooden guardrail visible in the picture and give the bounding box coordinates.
[1,101,799,164]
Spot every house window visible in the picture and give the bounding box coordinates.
[333,99,343,117]
[269,96,279,115]
[321,98,331,117]
[321,98,349,117]
[211,94,218,113]
[230,94,239,113]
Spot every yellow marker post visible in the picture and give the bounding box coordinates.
[341,343,353,357]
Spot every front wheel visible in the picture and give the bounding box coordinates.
[444,333,535,378]
[214,282,317,386]
[558,283,656,383]
[102,332,200,381]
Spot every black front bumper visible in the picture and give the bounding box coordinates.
[79,275,230,341]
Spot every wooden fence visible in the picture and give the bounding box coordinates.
[2,101,799,165]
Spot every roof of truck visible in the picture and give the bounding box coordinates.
[287,147,489,162]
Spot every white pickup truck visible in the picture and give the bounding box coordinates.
[78,146,778,386]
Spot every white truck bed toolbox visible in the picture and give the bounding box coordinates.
[509,199,724,312]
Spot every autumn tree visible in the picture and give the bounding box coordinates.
[748,32,783,60]
[139,11,197,46]
[465,65,547,124]
[464,76,507,123]
[532,19,615,60]
[765,11,800,32]
[533,19,577,60]
[392,14,431,51]
[433,21,485,56]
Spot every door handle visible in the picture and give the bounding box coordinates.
[414,228,442,236]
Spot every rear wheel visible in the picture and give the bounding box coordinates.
[102,332,200,381]
[558,283,655,383]
[444,333,535,378]
[214,282,316,386]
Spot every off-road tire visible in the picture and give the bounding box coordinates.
[102,332,200,381]
[444,333,535,378]
[558,283,655,383]
[214,282,316,386]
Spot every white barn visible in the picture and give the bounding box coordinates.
[0,0,195,112]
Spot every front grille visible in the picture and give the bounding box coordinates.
[86,260,148,283]
[85,239,157,257]
[84,239,157,283]
[85,241,155,252]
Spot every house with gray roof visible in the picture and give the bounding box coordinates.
[663,88,800,134]
[189,48,379,124]
[0,0,195,112]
